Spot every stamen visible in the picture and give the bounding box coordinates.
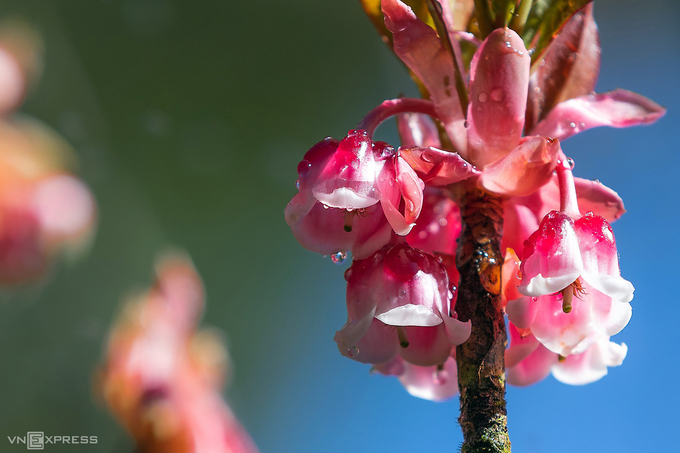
[344,210,354,232]
[397,326,409,348]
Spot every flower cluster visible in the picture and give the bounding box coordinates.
[98,254,259,453]
[0,22,96,286]
[285,0,663,399]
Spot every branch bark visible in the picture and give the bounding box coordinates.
[454,188,510,453]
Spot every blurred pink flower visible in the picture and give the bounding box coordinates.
[98,254,258,453]
[0,118,96,285]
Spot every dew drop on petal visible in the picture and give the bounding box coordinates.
[579,122,585,128]
[569,122,576,128]
[295,179,300,190]
[331,251,347,264]
[381,145,396,158]
[421,152,435,163]
[565,157,575,170]
[533,86,541,93]
[464,120,469,128]
[491,88,504,102]
[478,92,488,103]
[347,346,360,357]
[344,267,353,281]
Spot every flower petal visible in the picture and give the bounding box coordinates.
[518,211,583,296]
[335,318,399,365]
[480,136,560,196]
[399,146,480,186]
[526,4,600,131]
[552,335,627,385]
[575,213,634,302]
[532,89,666,141]
[397,113,441,148]
[467,28,530,167]
[376,304,443,327]
[397,357,459,401]
[382,0,466,153]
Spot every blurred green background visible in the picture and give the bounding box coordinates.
[0,0,678,452]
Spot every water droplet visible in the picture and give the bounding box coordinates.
[434,367,448,385]
[463,120,469,128]
[344,267,353,281]
[323,204,330,209]
[565,157,575,170]
[297,159,312,177]
[421,152,435,163]
[331,251,347,264]
[533,86,541,93]
[528,48,535,56]
[295,179,300,189]
[324,136,333,141]
[438,218,448,227]
[579,122,585,128]
[488,258,497,264]
[569,122,576,128]
[491,88,504,102]
[347,346,360,357]
[381,145,396,158]
[347,129,357,136]
[477,92,488,103]
[506,41,512,48]
[539,58,546,67]
[517,50,524,56]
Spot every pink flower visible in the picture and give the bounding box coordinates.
[509,160,633,355]
[334,241,470,368]
[506,322,627,386]
[373,355,459,402]
[382,0,664,198]
[285,130,425,259]
[99,254,259,453]
[0,118,96,285]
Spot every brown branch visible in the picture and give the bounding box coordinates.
[454,187,510,453]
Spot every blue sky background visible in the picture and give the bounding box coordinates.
[0,0,677,452]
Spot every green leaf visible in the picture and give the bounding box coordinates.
[522,0,593,64]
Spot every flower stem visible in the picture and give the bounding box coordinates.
[357,98,439,138]
[453,187,510,453]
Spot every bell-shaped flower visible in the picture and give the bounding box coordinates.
[285,130,426,259]
[373,355,459,402]
[511,160,633,355]
[334,241,470,368]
